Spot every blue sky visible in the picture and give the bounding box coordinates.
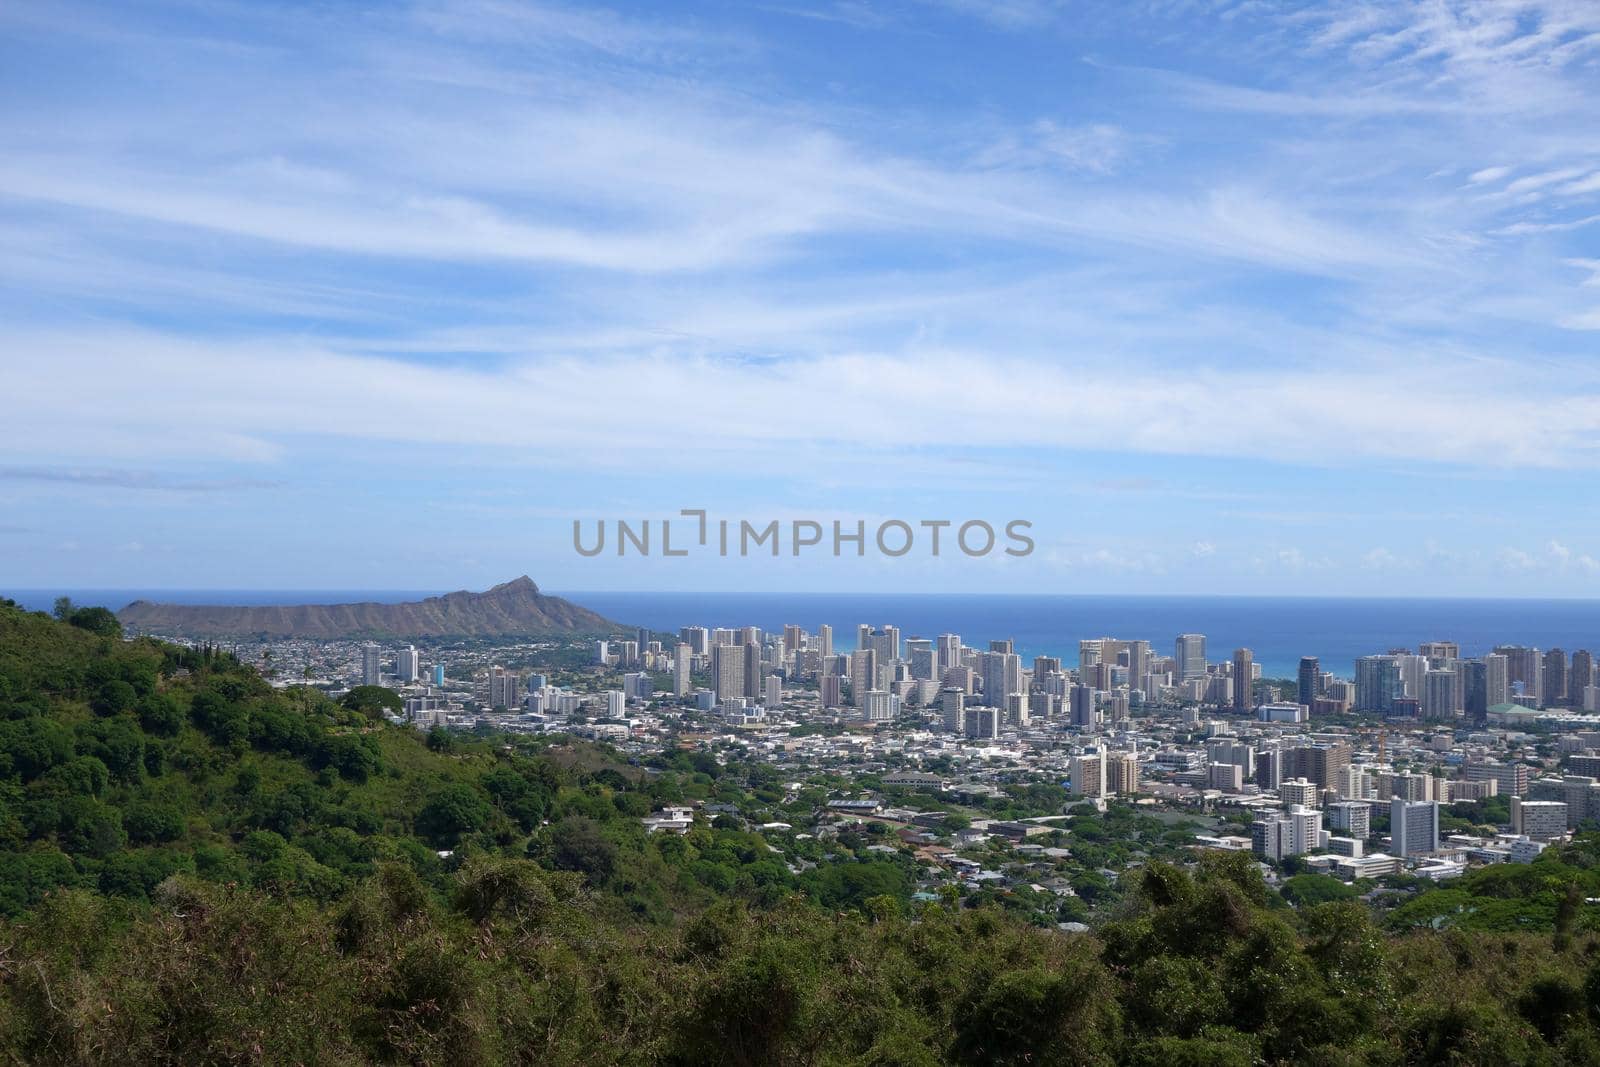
[4,0,1600,596]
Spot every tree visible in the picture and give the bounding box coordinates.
[67,607,122,638]
[545,816,618,882]
[951,958,1121,1066]
[1280,873,1360,908]
[416,783,492,848]
[341,685,402,718]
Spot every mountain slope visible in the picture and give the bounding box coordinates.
[116,576,618,638]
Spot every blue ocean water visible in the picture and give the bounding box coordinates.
[12,587,1596,677]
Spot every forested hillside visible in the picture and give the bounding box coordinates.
[5,598,1600,1065]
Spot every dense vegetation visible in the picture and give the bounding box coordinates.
[7,600,1600,1064]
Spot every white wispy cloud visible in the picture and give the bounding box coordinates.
[10,327,1600,474]
[4,0,1600,594]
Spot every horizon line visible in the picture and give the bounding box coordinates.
[8,586,1600,605]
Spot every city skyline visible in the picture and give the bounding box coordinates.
[11,4,1600,1058]
[6,2,1600,595]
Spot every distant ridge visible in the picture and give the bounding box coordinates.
[116,577,619,639]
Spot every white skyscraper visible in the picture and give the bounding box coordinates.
[937,633,962,674]
[361,643,381,686]
[1327,801,1370,839]
[712,643,746,704]
[395,646,420,683]
[1252,806,1324,861]
[862,690,894,722]
[674,643,692,697]
[1390,798,1439,857]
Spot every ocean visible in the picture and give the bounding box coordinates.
[6,588,1598,678]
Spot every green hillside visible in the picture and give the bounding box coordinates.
[6,598,1600,1064]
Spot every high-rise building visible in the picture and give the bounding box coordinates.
[963,705,1000,739]
[763,674,782,709]
[1297,656,1320,708]
[1335,764,1371,800]
[1419,641,1460,665]
[1422,669,1460,721]
[862,689,893,722]
[680,626,709,655]
[1254,745,1283,790]
[817,624,833,659]
[1484,653,1510,708]
[712,643,746,704]
[940,687,964,732]
[820,674,842,709]
[1464,760,1528,796]
[1355,655,1403,713]
[1207,739,1255,772]
[674,643,693,697]
[980,651,1022,706]
[1510,797,1568,842]
[908,639,936,681]
[361,643,381,687]
[1545,648,1569,706]
[1571,650,1595,701]
[1175,633,1206,682]
[622,672,652,703]
[1078,639,1103,673]
[858,625,897,665]
[396,646,420,683]
[1252,806,1323,861]
[1390,798,1439,857]
[1327,801,1370,839]
[1280,777,1319,809]
[1494,645,1543,706]
[1069,685,1098,728]
[1107,752,1140,795]
[1461,660,1489,720]
[849,649,878,708]
[742,642,763,701]
[431,664,445,688]
[1070,750,1107,797]
[488,666,520,709]
[1232,649,1254,712]
[937,633,961,674]
[1395,654,1428,699]
[1284,743,1351,791]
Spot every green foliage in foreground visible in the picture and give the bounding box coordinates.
[8,852,1600,1065]
[7,598,1600,1063]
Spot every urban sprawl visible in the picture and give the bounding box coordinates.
[208,624,1600,914]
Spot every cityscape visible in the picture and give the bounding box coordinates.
[9,0,1600,1060]
[200,616,1600,896]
